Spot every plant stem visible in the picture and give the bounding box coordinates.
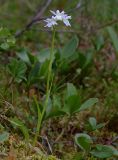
[33,29,56,146]
[4,77,14,96]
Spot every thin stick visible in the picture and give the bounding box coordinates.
[45,136,53,154]
[15,0,52,37]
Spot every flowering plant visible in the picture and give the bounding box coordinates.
[33,10,71,145]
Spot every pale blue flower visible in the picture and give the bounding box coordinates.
[50,10,71,26]
[44,18,58,28]
[44,10,71,28]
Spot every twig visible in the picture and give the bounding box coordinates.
[95,19,118,31]
[67,0,85,13]
[15,0,52,37]
[55,117,71,143]
[21,0,37,12]
[34,0,52,20]
[55,128,65,143]
[45,136,53,154]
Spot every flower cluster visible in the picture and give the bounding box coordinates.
[44,10,71,28]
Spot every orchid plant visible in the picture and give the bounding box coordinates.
[33,10,71,146]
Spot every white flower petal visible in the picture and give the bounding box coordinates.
[51,10,71,26]
[56,10,60,14]
[50,10,56,15]
[63,19,71,26]
[44,18,57,28]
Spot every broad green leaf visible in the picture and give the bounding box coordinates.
[61,36,79,59]
[108,146,118,157]
[8,58,27,83]
[39,60,49,79]
[78,98,98,112]
[78,51,94,73]
[88,117,105,131]
[0,132,9,143]
[10,118,29,141]
[63,95,80,115]
[17,50,30,65]
[75,133,93,151]
[37,48,56,63]
[45,95,65,119]
[92,35,104,51]
[28,62,40,85]
[63,83,81,115]
[96,123,105,130]
[58,59,70,73]
[83,50,94,69]
[89,117,97,130]
[107,26,118,55]
[90,144,114,158]
[66,83,78,98]
[28,52,36,64]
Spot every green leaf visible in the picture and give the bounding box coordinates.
[107,26,118,55]
[75,133,93,151]
[89,117,97,130]
[39,60,49,79]
[66,83,78,98]
[78,98,98,112]
[96,123,105,130]
[0,43,9,50]
[8,58,27,83]
[61,36,79,59]
[108,146,118,157]
[17,50,31,65]
[45,95,65,119]
[28,62,40,85]
[90,144,114,158]
[0,132,9,143]
[87,117,105,131]
[92,35,104,51]
[17,49,36,65]
[63,95,80,115]
[37,48,56,63]
[62,83,81,115]
[83,50,94,69]
[10,117,29,141]
[78,51,94,74]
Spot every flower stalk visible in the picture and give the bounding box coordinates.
[33,28,56,146]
